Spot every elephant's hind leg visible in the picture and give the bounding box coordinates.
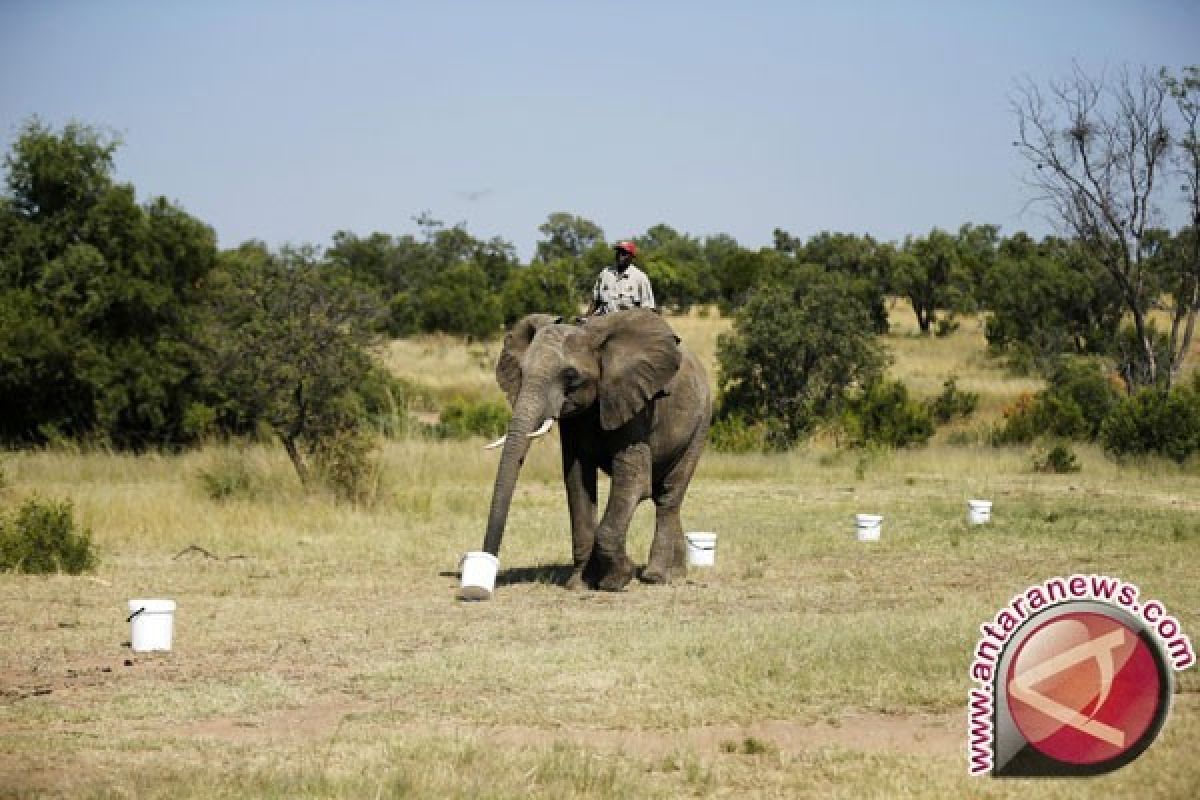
[643,427,707,585]
[642,503,687,584]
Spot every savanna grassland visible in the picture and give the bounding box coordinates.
[1,306,1198,799]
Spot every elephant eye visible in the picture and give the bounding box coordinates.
[563,367,583,388]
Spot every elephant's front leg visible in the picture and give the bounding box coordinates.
[590,443,652,591]
[562,446,598,591]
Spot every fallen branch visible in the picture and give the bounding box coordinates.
[174,544,218,560]
[173,545,249,562]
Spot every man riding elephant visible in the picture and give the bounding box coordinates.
[586,240,656,316]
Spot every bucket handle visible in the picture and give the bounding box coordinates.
[126,607,146,623]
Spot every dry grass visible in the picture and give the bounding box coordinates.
[379,335,505,409]
[884,300,1044,421]
[1,308,1198,798]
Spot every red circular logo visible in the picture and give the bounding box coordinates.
[1006,611,1162,765]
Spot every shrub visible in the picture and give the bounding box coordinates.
[716,269,887,448]
[842,379,935,448]
[928,377,979,423]
[935,316,960,337]
[1100,374,1200,463]
[946,426,987,446]
[357,367,411,438]
[435,397,511,440]
[982,240,1122,365]
[312,425,383,504]
[707,414,780,453]
[198,455,260,501]
[994,360,1121,444]
[1033,443,1081,473]
[0,497,96,574]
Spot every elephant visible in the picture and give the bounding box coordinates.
[475,309,711,593]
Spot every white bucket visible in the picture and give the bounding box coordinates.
[128,598,175,652]
[967,499,993,525]
[855,514,883,542]
[684,532,718,567]
[458,551,499,601]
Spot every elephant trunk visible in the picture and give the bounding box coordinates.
[481,391,549,557]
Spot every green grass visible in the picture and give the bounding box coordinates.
[1,308,1198,798]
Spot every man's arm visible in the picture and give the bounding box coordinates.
[640,271,656,310]
[585,274,602,315]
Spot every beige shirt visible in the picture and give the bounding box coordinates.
[592,265,655,314]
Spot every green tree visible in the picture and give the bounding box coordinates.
[634,224,714,311]
[535,212,604,262]
[414,261,503,339]
[330,219,519,336]
[534,212,604,306]
[0,118,217,447]
[326,231,402,295]
[893,228,970,334]
[716,267,887,448]
[791,231,891,333]
[199,244,382,484]
[984,235,1124,366]
[843,379,935,448]
[955,223,1000,306]
[701,233,756,311]
[500,260,579,325]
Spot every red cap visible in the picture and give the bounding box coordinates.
[614,240,638,257]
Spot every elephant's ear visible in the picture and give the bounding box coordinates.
[590,310,683,430]
[496,314,558,407]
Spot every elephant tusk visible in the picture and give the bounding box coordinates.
[527,418,555,439]
[483,418,553,450]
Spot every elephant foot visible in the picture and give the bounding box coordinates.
[582,556,606,588]
[595,554,635,592]
[565,570,588,591]
[640,563,685,585]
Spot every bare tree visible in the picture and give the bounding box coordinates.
[1163,67,1200,390]
[1012,64,1200,389]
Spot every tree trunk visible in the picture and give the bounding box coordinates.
[282,434,310,486]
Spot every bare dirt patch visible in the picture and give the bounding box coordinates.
[173,701,961,757]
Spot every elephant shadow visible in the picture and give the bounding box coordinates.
[438,563,577,587]
[496,564,575,587]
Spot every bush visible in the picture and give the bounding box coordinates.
[0,496,96,574]
[312,425,383,504]
[198,455,260,501]
[928,377,979,423]
[357,367,411,438]
[435,397,511,440]
[935,317,960,337]
[1100,374,1200,463]
[707,414,781,453]
[716,269,887,448]
[994,360,1122,444]
[842,379,935,448]
[1033,442,1081,473]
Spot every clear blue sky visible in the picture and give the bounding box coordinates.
[2,0,1197,259]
